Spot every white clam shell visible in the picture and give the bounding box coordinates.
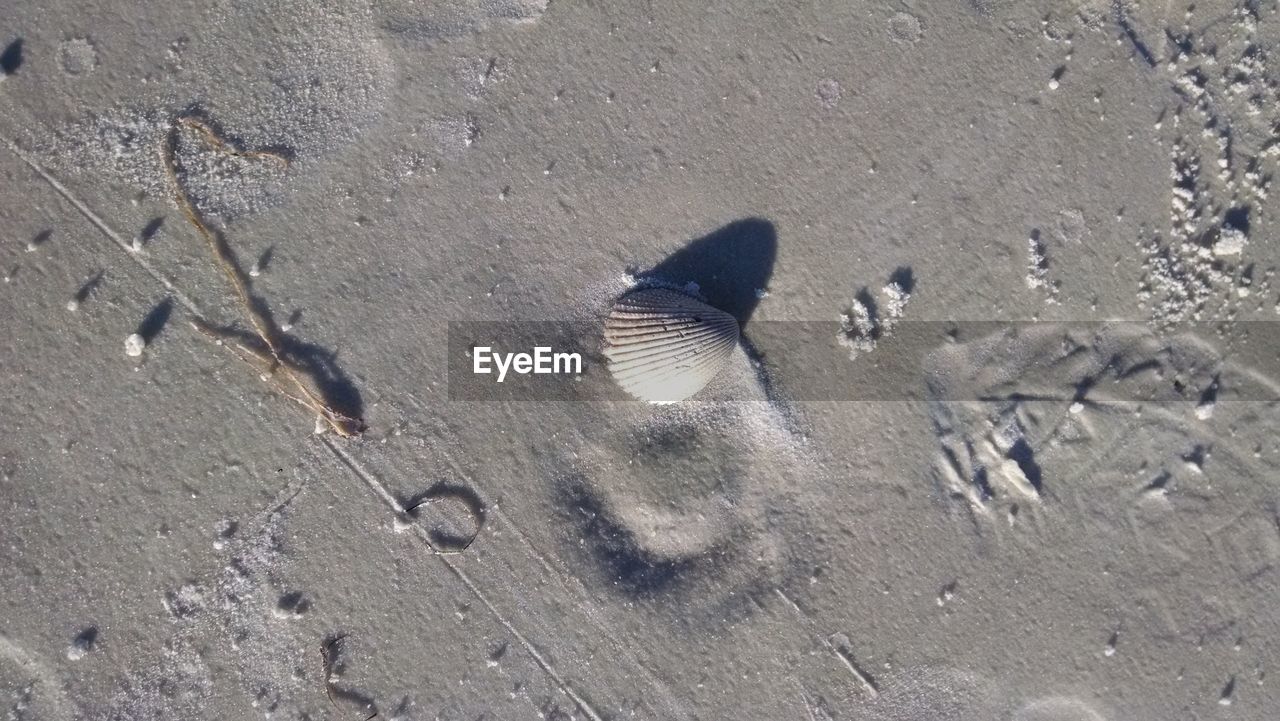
[604,288,739,402]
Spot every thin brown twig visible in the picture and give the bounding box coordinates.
[162,115,364,437]
[188,318,335,419]
[176,115,291,168]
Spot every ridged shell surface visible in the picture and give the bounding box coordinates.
[604,288,740,402]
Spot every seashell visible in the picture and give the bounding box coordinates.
[604,288,739,402]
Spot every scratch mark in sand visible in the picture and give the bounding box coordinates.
[828,639,879,699]
[793,680,820,721]
[775,589,879,699]
[1,133,203,312]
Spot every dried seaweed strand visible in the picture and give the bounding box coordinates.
[176,115,291,168]
[163,115,363,437]
[320,637,341,712]
[188,317,330,417]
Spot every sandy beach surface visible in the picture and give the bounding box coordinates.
[2,1,1280,719]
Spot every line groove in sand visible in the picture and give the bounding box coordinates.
[775,588,880,700]
[1,134,616,721]
[1,133,204,315]
[321,437,606,721]
[435,451,689,715]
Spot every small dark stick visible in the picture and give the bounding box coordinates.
[320,635,377,720]
[320,636,341,711]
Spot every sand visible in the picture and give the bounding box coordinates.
[2,1,1279,719]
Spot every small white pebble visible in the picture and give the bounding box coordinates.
[313,416,327,435]
[1068,401,1084,414]
[66,299,79,312]
[1048,78,1060,90]
[124,333,146,357]
[392,514,414,534]
[66,640,92,661]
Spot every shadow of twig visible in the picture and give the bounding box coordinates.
[0,38,22,75]
[136,298,174,343]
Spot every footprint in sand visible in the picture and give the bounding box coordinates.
[553,219,825,621]
[925,323,1280,523]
